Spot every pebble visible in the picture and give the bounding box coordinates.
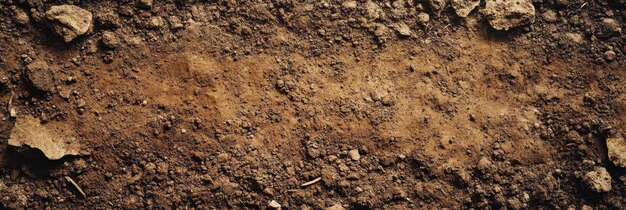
[12,7,30,25]
[268,200,281,209]
[342,1,357,9]
[417,13,430,24]
[604,50,616,61]
[325,204,345,210]
[348,149,361,161]
[137,0,153,9]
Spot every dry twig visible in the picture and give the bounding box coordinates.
[64,176,87,198]
[300,177,321,187]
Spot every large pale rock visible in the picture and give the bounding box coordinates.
[607,137,626,168]
[9,115,81,160]
[451,0,480,17]
[484,0,535,30]
[582,167,612,193]
[45,5,92,42]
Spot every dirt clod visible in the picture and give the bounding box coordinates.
[101,31,120,49]
[26,60,56,93]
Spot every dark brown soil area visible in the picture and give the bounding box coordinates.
[0,0,625,209]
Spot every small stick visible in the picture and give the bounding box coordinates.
[64,176,87,198]
[578,2,587,11]
[8,92,16,117]
[300,177,321,187]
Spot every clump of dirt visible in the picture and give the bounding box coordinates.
[0,0,624,209]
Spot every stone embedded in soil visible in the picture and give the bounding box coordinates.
[12,6,30,25]
[325,204,346,210]
[137,0,153,9]
[450,0,480,17]
[582,167,612,193]
[349,149,361,161]
[607,137,626,168]
[603,50,616,61]
[8,115,82,160]
[167,16,184,30]
[392,23,412,37]
[417,13,430,24]
[484,0,536,30]
[342,1,357,9]
[477,157,494,173]
[364,1,384,20]
[101,31,120,49]
[26,60,56,92]
[596,18,622,38]
[268,200,281,209]
[542,10,558,22]
[45,5,93,42]
[427,0,447,14]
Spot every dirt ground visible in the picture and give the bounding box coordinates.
[0,0,625,209]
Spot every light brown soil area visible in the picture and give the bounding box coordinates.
[0,0,625,209]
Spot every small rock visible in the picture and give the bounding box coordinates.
[603,50,616,61]
[148,16,165,28]
[542,10,558,22]
[95,11,121,29]
[583,167,612,193]
[564,32,583,44]
[364,1,384,20]
[508,198,523,210]
[607,136,626,168]
[417,13,430,24]
[484,0,535,30]
[167,16,184,30]
[427,0,447,14]
[10,108,17,118]
[268,200,282,209]
[349,149,361,161]
[342,1,357,9]
[597,18,622,38]
[45,5,93,42]
[12,7,30,25]
[325,204,345,210]
[137,0,153,9]
[450,0,480,17]
[101,31,120,49]
[392,23,412,37]
[477,157,494,173]
[8,115,82,160]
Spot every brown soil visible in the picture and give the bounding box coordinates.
[0,0,625,209]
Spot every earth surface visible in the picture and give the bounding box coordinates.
[0,0,625,209]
